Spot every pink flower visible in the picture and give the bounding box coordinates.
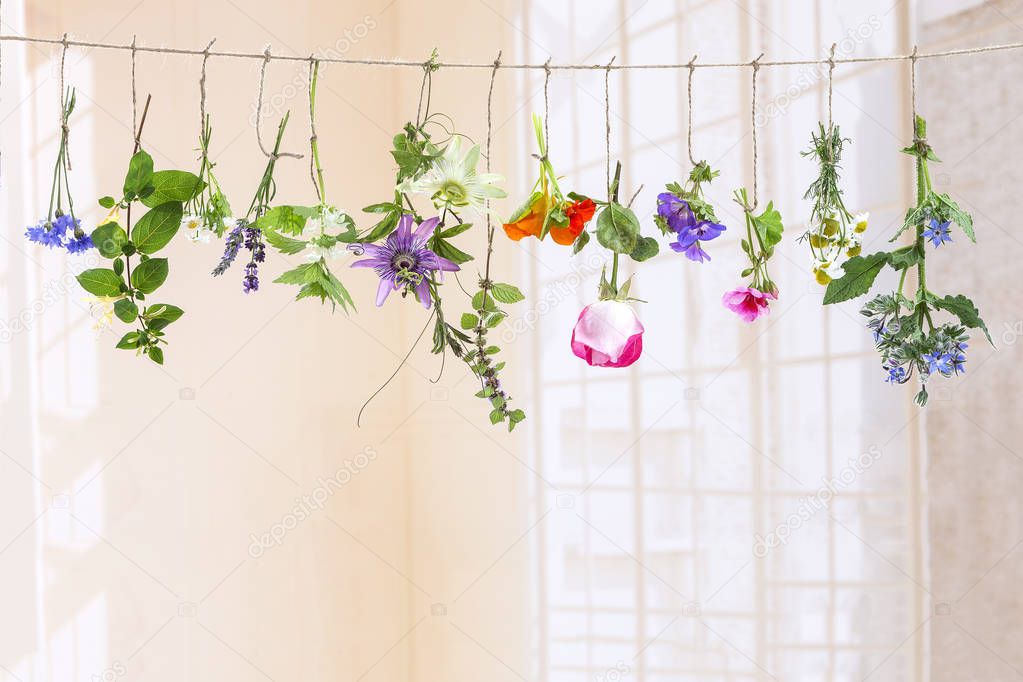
[722,286,776,322]
[570,300,644,368]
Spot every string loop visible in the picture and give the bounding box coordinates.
[686,53,698,166]
[749,53,763,212]
[255,45,302,160]
[130,35,138,139]
[604,55,616,192]
[910,44,921,141]
[199,37,216,132]
[542,57,552,159]
[59,33,72,169]
[307,56,322,201]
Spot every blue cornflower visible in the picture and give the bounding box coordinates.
[922,218,952,248]
[65,231,94,253]
[885,365,907,384]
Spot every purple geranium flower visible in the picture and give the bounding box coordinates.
[656,192,696,233]
[677,220,726,248]
[672,240,711,263]
[922,218,952,248]
[351,214,459,308]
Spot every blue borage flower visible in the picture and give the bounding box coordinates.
[922,218,952,248]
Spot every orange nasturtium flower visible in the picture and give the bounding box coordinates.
[551,198,596,245]
[503,190,552,241]
[503,114,594,248]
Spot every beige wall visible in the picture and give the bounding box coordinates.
[0,1,529,680]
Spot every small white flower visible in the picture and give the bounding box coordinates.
[400,136,506,214]
[182,214,216,244]
[85,295,124,331]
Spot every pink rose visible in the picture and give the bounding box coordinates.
[570,300,644,368]
[722,286,776,322]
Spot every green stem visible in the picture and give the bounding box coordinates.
[308,61,327,204]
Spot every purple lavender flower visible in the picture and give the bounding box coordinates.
[212,221,246,276]
[350,214,459,308]
[922,218,952,248]
[656,192,696,233]
[243,262,259,293]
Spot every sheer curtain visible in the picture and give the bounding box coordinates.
[516,1,928,680]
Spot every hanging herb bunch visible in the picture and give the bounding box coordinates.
[822,115,990,405]
[503,113,597,252]
[570,161,653,367]
[76,97,204,364]
[654,161,726,263]
[253,61,358,312]
[723,60,785,323]
[24,87,94,254]
[350,51,526,429]
[800,123,869,285]
[181,115,234,244]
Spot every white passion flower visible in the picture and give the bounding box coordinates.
[400,136,507,214]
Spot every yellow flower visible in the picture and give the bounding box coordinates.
[823,216,840,236]
[847,244,862,257]
[814,268,832,285]
[853,212,869,233]
[808,233,829,249]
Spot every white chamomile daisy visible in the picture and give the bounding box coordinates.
[852,212,869,233]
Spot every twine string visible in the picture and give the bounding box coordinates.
[749,53,763,212]
[199,37,216,133]
[604,56,615,192]
[686,53,698,166]
[910,44,920,141]
[0,33,1018,69]
[542,56,551,158]
[826,42,836,163]
[59,32,71,169]
[255,46,302,160]
[415,55,433,126]
[482,50,501,283]
[130,35,138,139]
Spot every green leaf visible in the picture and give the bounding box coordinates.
[489,409,504,425]
[432,237,474,265]
[439,223,472,239]
[629,236,659,262]
[823,252,889,305]
[255,205,313,235]
[275,263,322,285]
[363,202,400,214]
[490,283,525,304]
[361,210,400,242]
[131,258,169,294]
[147,347,164,364]
[90,222,128,258]
[113,298,138,323]
[141,170,204,207]
[99,196,116,209]
[935,193,975,242]
[506,191,542,224]
[123,150,154,198]
[133,203,183,254]
[116,331,142,349]
[753,201,784,249]
[460,313,479,330]
[264,229,308,255]
[76,268,123,297]
[509,409,525,423]
[888,244,922,270]
[572,230,590,255]
[144,303,184,331]
[931,294,992,345]
[595,202,640,254]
